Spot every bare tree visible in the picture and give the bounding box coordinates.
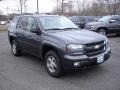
[23,0,28,13]
[105,0,120,15]
[96,0,104,15]
[18,0,23,14]
[77,1,81,15]
[112,0,119,15]
[77,0,87,15]
[18,0,28,14]
[52,0,61,14]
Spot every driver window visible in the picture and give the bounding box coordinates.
[27,17,38,32]
[111,16,120,23]
[116,17,120,23]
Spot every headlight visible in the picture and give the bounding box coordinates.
[105,39,109,48]
[67,44,84,55]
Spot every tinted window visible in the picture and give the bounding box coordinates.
[117,18,120,22]
[87,17,95,22]
[111,16,120,23]
[17,17,27,30]
[27,17,38,32]
[98,16,111,22]
[79,17,86,21]
[70,16,80,23]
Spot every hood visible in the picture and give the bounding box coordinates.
[86,21,107,26]
[49,30,107,44]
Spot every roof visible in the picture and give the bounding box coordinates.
[19,13,60,17]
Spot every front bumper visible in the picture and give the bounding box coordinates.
[84,26,98,31]
[85,28,97,31]
[62,47,111,70]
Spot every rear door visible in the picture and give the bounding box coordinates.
[114,16,120,33]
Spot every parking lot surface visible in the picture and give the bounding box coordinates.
[0,32,120,90]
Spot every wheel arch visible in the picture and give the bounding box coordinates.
[97,27,108,32]
[9,36,15,45]
[42,44,61,61]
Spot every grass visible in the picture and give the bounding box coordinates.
[0,25,7,32]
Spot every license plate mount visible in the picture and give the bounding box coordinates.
[97,55,104,64]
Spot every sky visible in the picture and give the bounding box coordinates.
[0,0,56,14]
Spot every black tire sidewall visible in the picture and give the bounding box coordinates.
[11,40,21,56]
[98,29,106,36]
[45,51,63,77]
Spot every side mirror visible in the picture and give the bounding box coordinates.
[110,20,116,23]
[31,27,41,35]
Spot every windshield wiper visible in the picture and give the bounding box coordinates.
[45,28,63,30]
[45,27,79,31]
[62,27,79,30]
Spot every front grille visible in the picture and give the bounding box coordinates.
[85,41,106,56]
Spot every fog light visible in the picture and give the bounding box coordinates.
[74,62,80,67]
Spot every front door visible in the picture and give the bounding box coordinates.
[109,16,120,34]
[25,16,42,55]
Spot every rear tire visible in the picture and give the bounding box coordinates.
[11,40,21,56]
[98,29,106,36]
[45,51,63,77]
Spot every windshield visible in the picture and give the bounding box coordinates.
[98,16,111,22]
[39,16,79,30]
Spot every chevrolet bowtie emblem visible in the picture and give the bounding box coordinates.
[95,45,100,49]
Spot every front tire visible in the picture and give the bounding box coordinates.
[98,29,106,36]
[45,51,63,77]
[11,40,21,56]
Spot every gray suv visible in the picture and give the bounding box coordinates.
[85,15,120,35]
[8,15,111,77]
[69,16,96,29]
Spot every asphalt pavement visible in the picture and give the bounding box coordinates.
[0,32,120,90]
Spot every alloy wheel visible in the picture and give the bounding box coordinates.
[47,56,57,73]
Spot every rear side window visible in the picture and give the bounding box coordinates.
[79,17,86,21]
[17,17,27,30]
[87,17,95,22]
[70,16,80,23]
